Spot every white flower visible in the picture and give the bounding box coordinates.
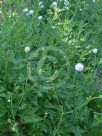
[39,2,44,8]
[39,1,43,6]
[23,8,29,13]
[92,48,98,54]
[38,15,43,21]
[51,2,57,7]
[75,63,84,72]
[24,47,30,53]
[41,5,44,8]
[29,10,34,15]
[12,126,16,132]
[93,0,96,2]
[79,9,82,11]
[8,99,11,102]
[8,119,11,123]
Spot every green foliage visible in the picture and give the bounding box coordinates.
[0,0,102,136]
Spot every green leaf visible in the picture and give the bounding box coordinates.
[22,114,43,123]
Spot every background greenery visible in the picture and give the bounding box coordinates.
[0,0,102,136]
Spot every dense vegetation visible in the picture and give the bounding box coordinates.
[0,0,102,136]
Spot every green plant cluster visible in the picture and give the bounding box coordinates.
[0,0,102,136]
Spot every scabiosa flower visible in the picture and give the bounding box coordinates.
[38,15,43,21]
[39,1,43,4]
[39,1,44,8]
[39,1,43,6]
[23,8,29,13]
[8,119,11,123]
[93,0,96,2]
[8,99,11,102]
[79,8,82,11]
[92,48,98,54]
[75,63,84,72]
[29,10,34,15]
[24,47,30,53]
[51,2,57,7]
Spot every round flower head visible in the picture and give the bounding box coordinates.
[23,8,28,13]
[92,48,98,54]
[75,63,84,72]
[39,1,43,6]
[12,126,16,132]
[79,9,82,11]
[39,2,44,8]
[29,10,34,15]
[8,99,11,102]
[51,2,57,7]
[24,47,30,53]
[38,15,43,21]
[93,0,96,2]
[8,119,11,123]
